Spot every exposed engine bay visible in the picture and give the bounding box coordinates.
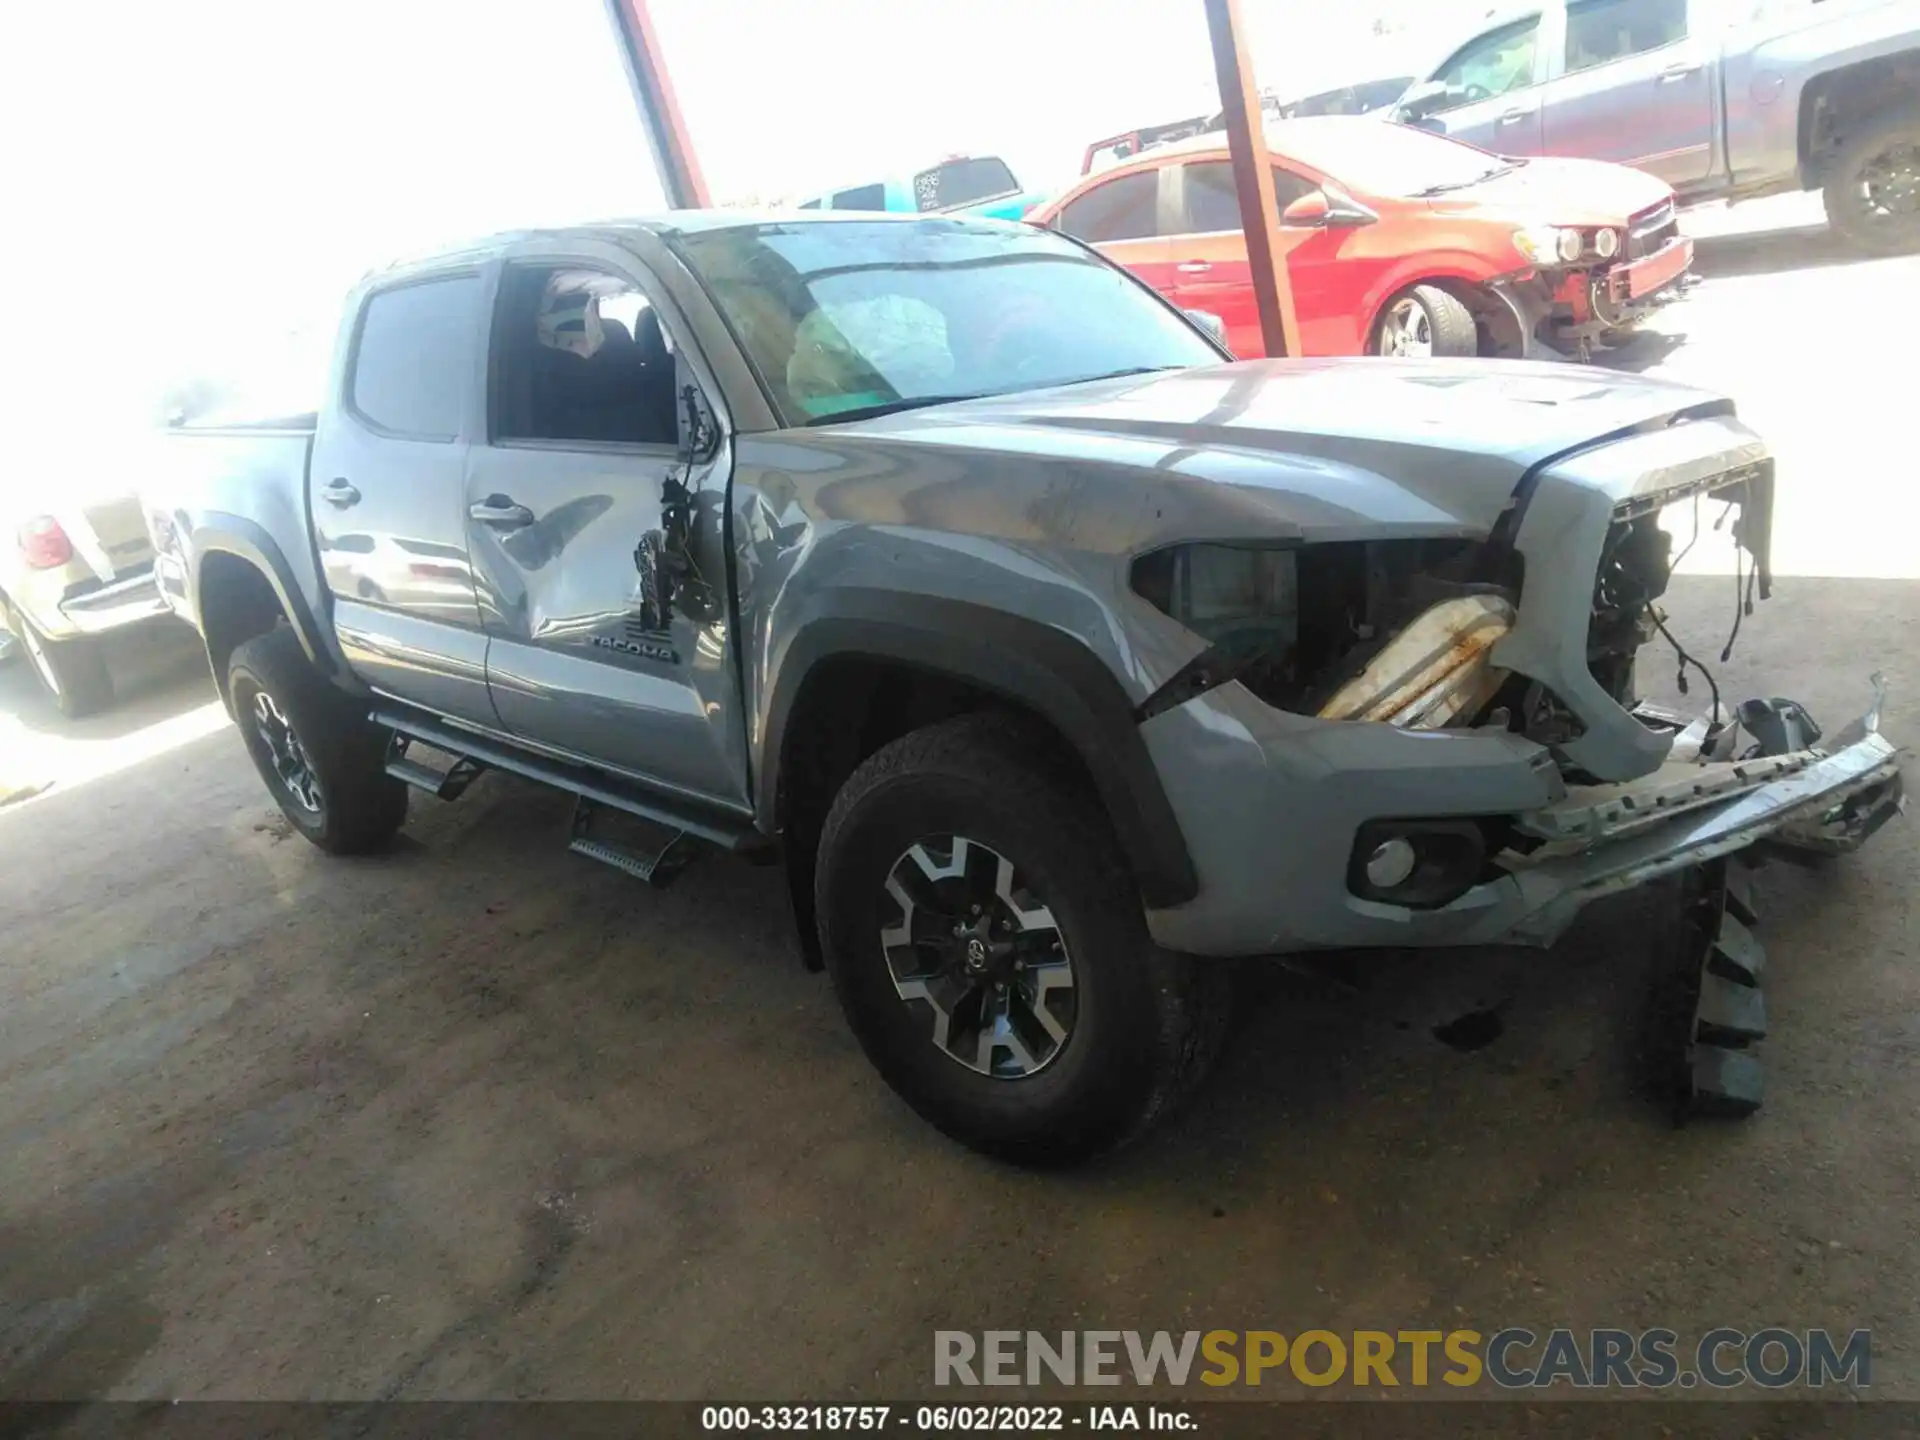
[1129,453,1900,1119]
[1133,460,1779,774]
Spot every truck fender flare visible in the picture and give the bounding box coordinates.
[188,515,337,677]
[757,591,1199,909]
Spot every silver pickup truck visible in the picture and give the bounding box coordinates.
[1396,0,1920,252]
[145,213,1901,1163]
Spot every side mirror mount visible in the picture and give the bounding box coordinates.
[1281,192,1333,228]
[1283,188,1377,230]
[1182,309,1229,348]
[1396,79,1449,122]
[677,378,720,463]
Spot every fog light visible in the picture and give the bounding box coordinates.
[1348,820,1492,910]
[1364,837,1418,889]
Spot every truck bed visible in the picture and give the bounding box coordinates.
[146,420,323,635]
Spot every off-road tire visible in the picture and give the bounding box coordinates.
[1375,283,1479,358]
[1823,106,1920,256]
[1,595,112,719]
[227,627,407,854]
[815,713,1232,1166]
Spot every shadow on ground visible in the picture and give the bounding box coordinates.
[1591,328,1690,374]
[1689,222,1872,281]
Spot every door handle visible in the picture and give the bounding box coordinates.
[320,478,360,508]
[1176,261,1214,274]
[469,496,534,528]
[1658,62,1702,83]
[1497,104,1536,124]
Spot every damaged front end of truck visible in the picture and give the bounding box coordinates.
[1128,385,1896,1029]
[1123,390,1902,1109]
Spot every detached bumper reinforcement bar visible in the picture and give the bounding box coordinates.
[1504,730,1903,945]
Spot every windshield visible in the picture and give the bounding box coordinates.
[675,220,1221,426]
[1273,116,1515,198]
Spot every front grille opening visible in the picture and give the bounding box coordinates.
[1626,200,1678,261]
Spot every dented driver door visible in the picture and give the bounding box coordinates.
[463,239,750,812]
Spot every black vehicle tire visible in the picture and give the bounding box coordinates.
[815,713,1232,1166]
[1373,284,1479,358]
[1823,106,1920,256]
[227,626,407,855]
[1,595,112,719]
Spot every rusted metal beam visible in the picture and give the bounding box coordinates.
[603,0,711,209]
[1202,0,1297,357]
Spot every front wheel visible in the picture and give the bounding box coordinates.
[1374,284,1479,358]
[1,596,112,719]
[815,714,1231,1166]
[1823,107,1920,256]
[227,627,407,854]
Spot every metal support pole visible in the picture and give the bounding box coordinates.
[604,0,711,209]
[1202,0,1296,357]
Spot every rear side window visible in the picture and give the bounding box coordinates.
[1565,0,1688,73]
[1181,162,1321,232]
[914,157,1018,211]
[1057,171,1161,243]
[349,275,481,440]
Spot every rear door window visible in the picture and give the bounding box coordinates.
[1565,0,1688,73]
[1180,162,1322,232]
[348,274,482,441]
[1057,171,1162,242]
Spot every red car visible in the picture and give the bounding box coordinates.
[1029,117,1694,361]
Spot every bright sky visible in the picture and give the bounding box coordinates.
[0,0,1463,429]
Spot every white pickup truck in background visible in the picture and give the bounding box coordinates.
[1396,0,1920,252]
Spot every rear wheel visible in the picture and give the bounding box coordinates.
[815,714,1231,1166]
[1,596,112,719]
[1374,284,1479,359]
[227,627,407,854]
[1824,107,1920,256]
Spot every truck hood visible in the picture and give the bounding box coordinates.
[843,358,1735,539]
[1424,156,1674,226]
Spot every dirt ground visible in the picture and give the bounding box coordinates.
[2,201,1917,1411]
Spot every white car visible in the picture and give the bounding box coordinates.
[1,475,176,718]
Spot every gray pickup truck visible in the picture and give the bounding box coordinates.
[1396,0,1920,252]
[146,213,1902,1163]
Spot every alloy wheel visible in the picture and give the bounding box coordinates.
[1378,298,1433,358]
[251,689,324,814]
[878,835,1077,1079]
[1854,140,1920,232]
